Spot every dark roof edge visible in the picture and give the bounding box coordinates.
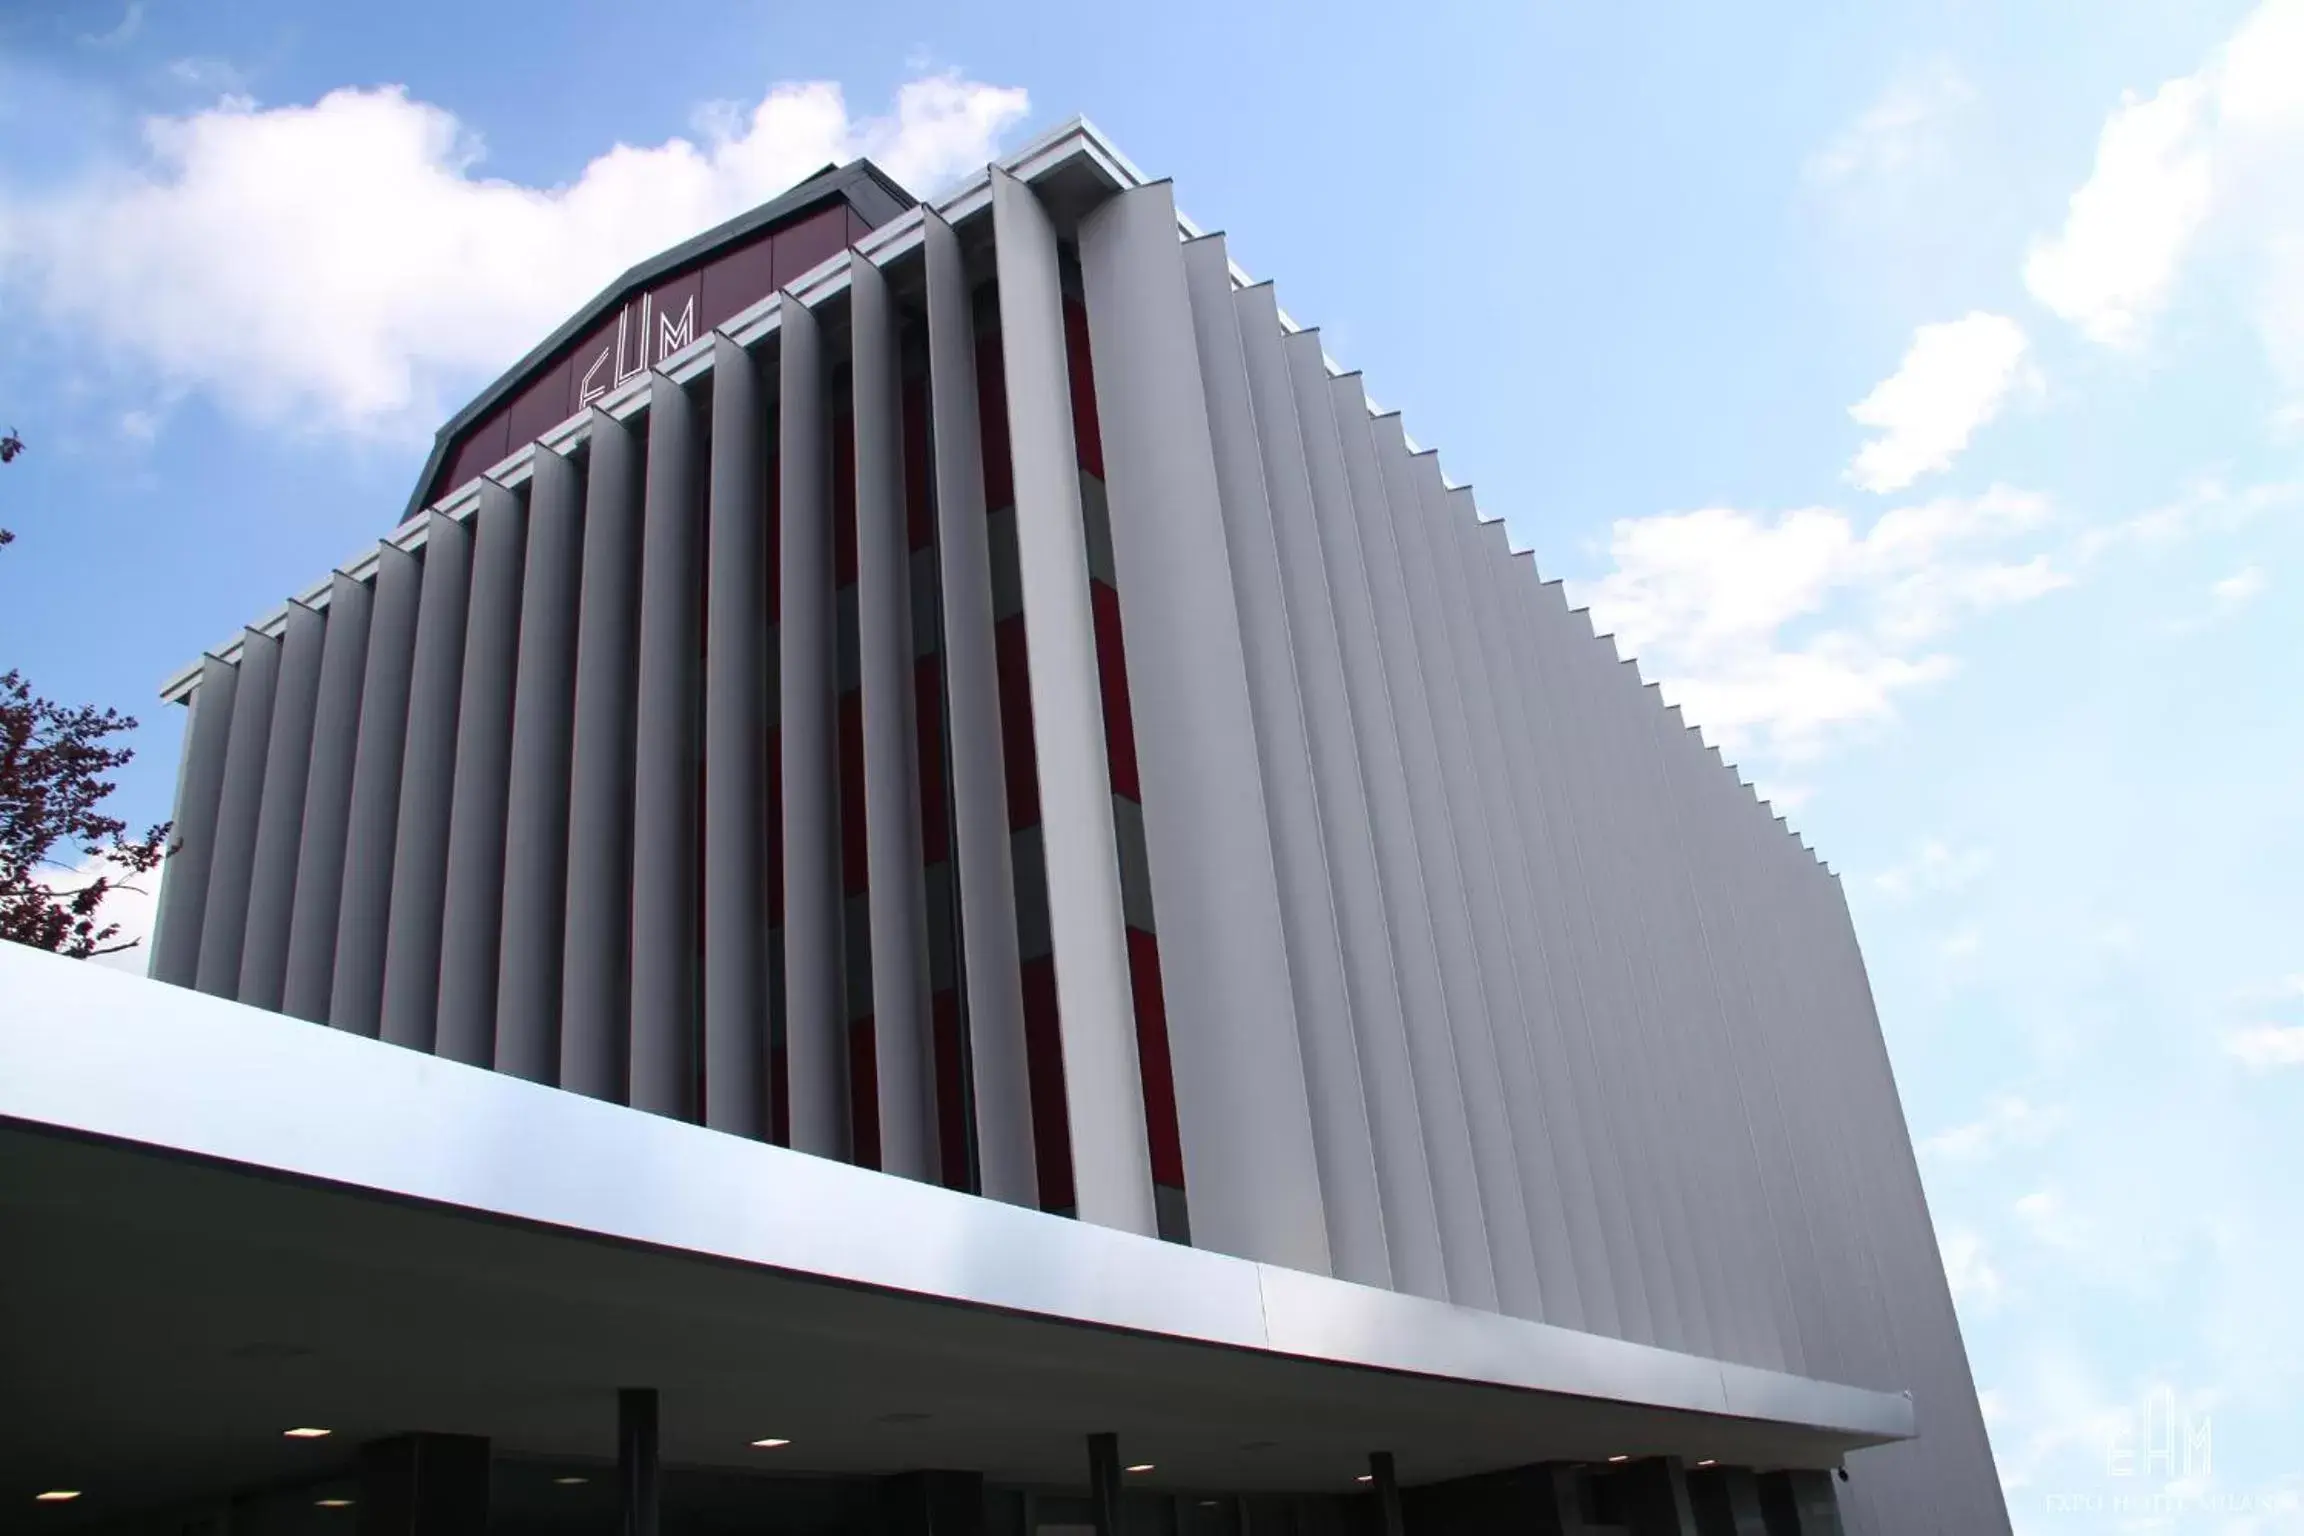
[402,157,918,522]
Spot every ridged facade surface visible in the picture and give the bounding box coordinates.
[148,129,2007,1534]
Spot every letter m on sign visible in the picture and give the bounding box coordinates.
[658,295,696,361]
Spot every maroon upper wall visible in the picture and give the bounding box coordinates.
[424,199,881,510]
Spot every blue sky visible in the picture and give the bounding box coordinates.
[3,1,2301,1527]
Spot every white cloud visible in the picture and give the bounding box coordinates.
[2025,0,2304,392]
[1847,311,2034,493]
[1575,485,2068,759]
[78,2,144,48]
[1805,61,1976,187]
[2077,474,2303,560]
[2023,77,2215,347]
[1874,838,1992,899]
[1939,924,1983,960]
[0,73,1031,435]
[1923,1094,2065,1161]
[2224,1022,2304,1069]
[2211,563,2268,610]
[1940,1228,2005,1311]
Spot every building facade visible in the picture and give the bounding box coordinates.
[1,120,2006,1536]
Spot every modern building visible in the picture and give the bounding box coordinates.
[0,119,2009,1536]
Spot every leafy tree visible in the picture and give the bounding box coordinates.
[1,430,171,958]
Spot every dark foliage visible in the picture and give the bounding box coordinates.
[1,429,172,957]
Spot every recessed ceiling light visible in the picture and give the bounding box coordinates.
[750,1438,791,1449]
[1607,1454,1631,1464]
[1697,1459,1717,1468]
[284,1427,333,1440]
[1199,1501,1220,1508]
[553,1477,589,1487]
[314,1499,354,1509]
[1125,1464,1155,1474]
[35,1492,81,1503]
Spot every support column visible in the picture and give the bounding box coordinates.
[150,653,238,986]
[853,251,938,1181]
[1755,1470,1843,1536]
[355,1432,489,1536]
[922,205,1037,1209]
[780,290,848,1159]
[704,334,770,1136]
[1686,1464,1769,1536]
[283,573,372,1023]
[878,1471,986,1536]
[1085,1432,1123,1536]
[436,480,527,1067]
[238,601,325,1009]
[1369,1452,1405,1536]
[631,372,704,1119]
[1613,1457,1698,1536]
[990,167,1154,1238]
[618,1389,660,1536]
[194,626,281,998]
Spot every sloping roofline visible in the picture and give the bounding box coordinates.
[399,156,917,523]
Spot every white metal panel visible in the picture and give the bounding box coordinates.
[329,544,422,1037]
[1078,185,1329,1276]
[282,574,371,1023]
[780,290,849,1160]
[1384,444,1579,1327]
[1311,362,1495,1312]
[562,410,644,1101]
[631,372,705,1119]
[435,480,527,1069]
[921,207,1038,1208]
[703,336,771,1136]
[1181,238,1387,1288]
[495,448,583,1086]
[1349,408,1533,1319]
[852,252,938,1183]
[236,604,325,1011]
[193,629,280,999]
[1426,486,1614,1337]
[990,166,1155,1238]
[1243,292,1445,1301]
[379,511,473,1053]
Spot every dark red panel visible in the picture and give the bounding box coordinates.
[772,205,851,288]
[503,356,572,452]
[440,414,510,499]
[993,613,1040,831]
[902,377,934,550]
[699,228,779,336]
[1062,299,1104,479]
[839,690,867,895]
[849,1017,881,1171]
[914,655,950,865]
[975,327,1015,512]
[932,987,967,1189]
[1127,928,1185,1188]
[1089,580,1140,802]
[846,205,873,250]
[832,410,859,589]
[1020,955,1075,1214]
